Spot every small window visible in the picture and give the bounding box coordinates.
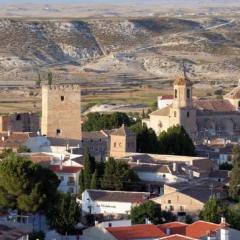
[16,114,21,121]
[175,89,177,98]
[174,111,177,117]
[56,129,61,136]
[179,206,184,212]
[60,176,64,181]
[170,205,174,211]
[187,112,190,118]
[168,200,171,204]
[114,142,117,148]
[163,174,166,178]
[187,88,191,99]
[238,101,240,108]
[61,96,64,101]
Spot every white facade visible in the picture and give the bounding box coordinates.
[82,191,134,216]
[158,97,173,110]
[56,171,80,195]
[135,171,187,183]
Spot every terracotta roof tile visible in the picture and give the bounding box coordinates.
[158,222,188,235]
[186,221,221,238]
[160,95,174,100]
[50,165,82,174]
[193,99,236,112]
[110,125,135,137]
[106,224,166,240]
[160,234,198,240]
[130,163,171,174]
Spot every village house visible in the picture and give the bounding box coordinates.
[81,189,150,218]
[50,164,82,195]
[83,218,240,240]
[152,179,227,216]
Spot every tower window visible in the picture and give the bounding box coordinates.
[56,129,61,136]
[174,111,177,117]
[16,114,21,121]
[61,96,64,101]
[187,89,191,99]
[238,101,240,108]
[187,112,190,118]
[175,89,177,98]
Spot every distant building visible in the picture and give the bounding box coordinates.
[110,124,136,159]
[83,218,240,240]
[41,84,82,140]
[82,189,150,217]
[0,112,40,133]
[153,179,227,215]
[143,73,240,141]
[50,165,82,195]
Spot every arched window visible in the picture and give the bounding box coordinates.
[16,114,21,121]
[187,88,191,99]
[175,89,177,98]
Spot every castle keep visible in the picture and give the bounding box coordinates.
[41,84,82,140]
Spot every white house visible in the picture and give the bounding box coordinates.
[82,190,150,217]
[157,95,173,110]
[50,165,82,195]
[129,162,188,184]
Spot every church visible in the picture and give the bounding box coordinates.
[143,74,240,141]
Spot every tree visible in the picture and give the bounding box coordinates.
[229,146,240,201]
[47,192,80,235]
[130,201,175,224]
[199,196,228,223]
[158,125,195,156]
[82,112,135,132]
[79,171,85,194]
[0,153,59,213]
[131,122,159,153]
[17,145,31,153]
[48,72,53,85]
[83,148,96,190]
[29,231,45,240]
[101,158,139,191]
[90,170,97,189]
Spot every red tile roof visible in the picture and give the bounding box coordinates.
[50,165,82,174]
[159,222,188,235]
[160,95,174,100]
[106,224,166,240]
[186,221,220,238]
[28,153,53,166]
[160,234,198,240]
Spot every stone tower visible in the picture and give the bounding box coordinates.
[110,124,136,158]
[41,84,82,140]
[170,72,197,140]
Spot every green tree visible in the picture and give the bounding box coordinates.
[79,171,85,194]
[229,146,240,201]
[130,201,175,224]
[228,204,240,230]
[90,170,97,189]
[131,122,159,153]
[47,192,80,235]
[101,158,139,191]
[83,148,96,190]
[158,125,195,156]
[0,153,59,213]
[29,231,45,240]
[48,72,53,85]
[199,196,228,223]
[82,112,135,131]
[17,145,31,153]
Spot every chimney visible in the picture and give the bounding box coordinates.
[207,231,217,240]
[166,228,171,235]
[7,130,11,137]
[60,155,63,170]
[145,218,152,224]
[220,217,229,240]
[173,162,177,172]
